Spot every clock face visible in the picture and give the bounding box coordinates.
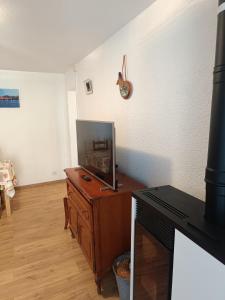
[120,84,130,99]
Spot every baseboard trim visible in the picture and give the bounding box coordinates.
[16,179,66,190]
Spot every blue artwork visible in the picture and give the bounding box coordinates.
[0,89,20,108]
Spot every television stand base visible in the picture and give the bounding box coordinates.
[100,186,114,192]
[100,183,123,192]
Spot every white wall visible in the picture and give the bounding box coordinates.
[65,69,78,167]
[65,68,76,91]
[75,0,217,200]
[67,91,78,167]
[0,70,70,186]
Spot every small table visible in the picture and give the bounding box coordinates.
[0,161,16,217]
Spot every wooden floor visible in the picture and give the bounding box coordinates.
[0,181,119,300]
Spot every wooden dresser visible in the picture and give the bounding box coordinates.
[64,168,144,293]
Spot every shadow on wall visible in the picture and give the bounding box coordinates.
[116,147,172,188]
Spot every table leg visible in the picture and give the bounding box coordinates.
[4,192,11,217]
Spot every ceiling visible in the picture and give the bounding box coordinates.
[0,0,155,73]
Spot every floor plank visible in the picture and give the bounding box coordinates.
[0,182,118,300]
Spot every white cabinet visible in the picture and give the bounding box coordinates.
[172,230,225,300]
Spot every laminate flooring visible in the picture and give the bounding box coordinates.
[0,181,119,300]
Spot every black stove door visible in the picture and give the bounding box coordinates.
[134,221,172,300]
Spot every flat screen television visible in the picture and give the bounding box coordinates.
[76,120,116,190]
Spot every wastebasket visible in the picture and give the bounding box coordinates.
[113,252,130,300]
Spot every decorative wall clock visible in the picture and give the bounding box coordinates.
[116,55,132,100]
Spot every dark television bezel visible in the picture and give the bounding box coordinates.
[76,119,116,191]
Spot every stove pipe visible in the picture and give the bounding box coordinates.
[205,0,225,227]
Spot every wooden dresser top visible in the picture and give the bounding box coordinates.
[64,167,145,201]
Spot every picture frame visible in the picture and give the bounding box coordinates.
[0,88,20,108]
[84,79,93,95]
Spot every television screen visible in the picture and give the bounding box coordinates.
[76,120,116,189]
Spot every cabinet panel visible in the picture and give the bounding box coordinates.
[78,214,94,270]
[67,179,93,231]
[68,198,78,239]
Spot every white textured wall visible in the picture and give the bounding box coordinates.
[65,69,76,91]
[67,91,78,167]
[76,0,217,200]
[0,70,70,185]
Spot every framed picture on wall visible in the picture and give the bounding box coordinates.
[84,79,93,95]
[0,89,20,108]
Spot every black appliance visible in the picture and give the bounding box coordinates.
[134,196,174,300]
[133,1,225,299]
[133,186,225,300]
[205,0,225,227]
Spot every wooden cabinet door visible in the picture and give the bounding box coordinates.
[78,215,94,270]
[67,179,93,231]
[68,199,78,239]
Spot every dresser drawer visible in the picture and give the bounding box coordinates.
[67,180,93,231]
[67,180,76,199]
